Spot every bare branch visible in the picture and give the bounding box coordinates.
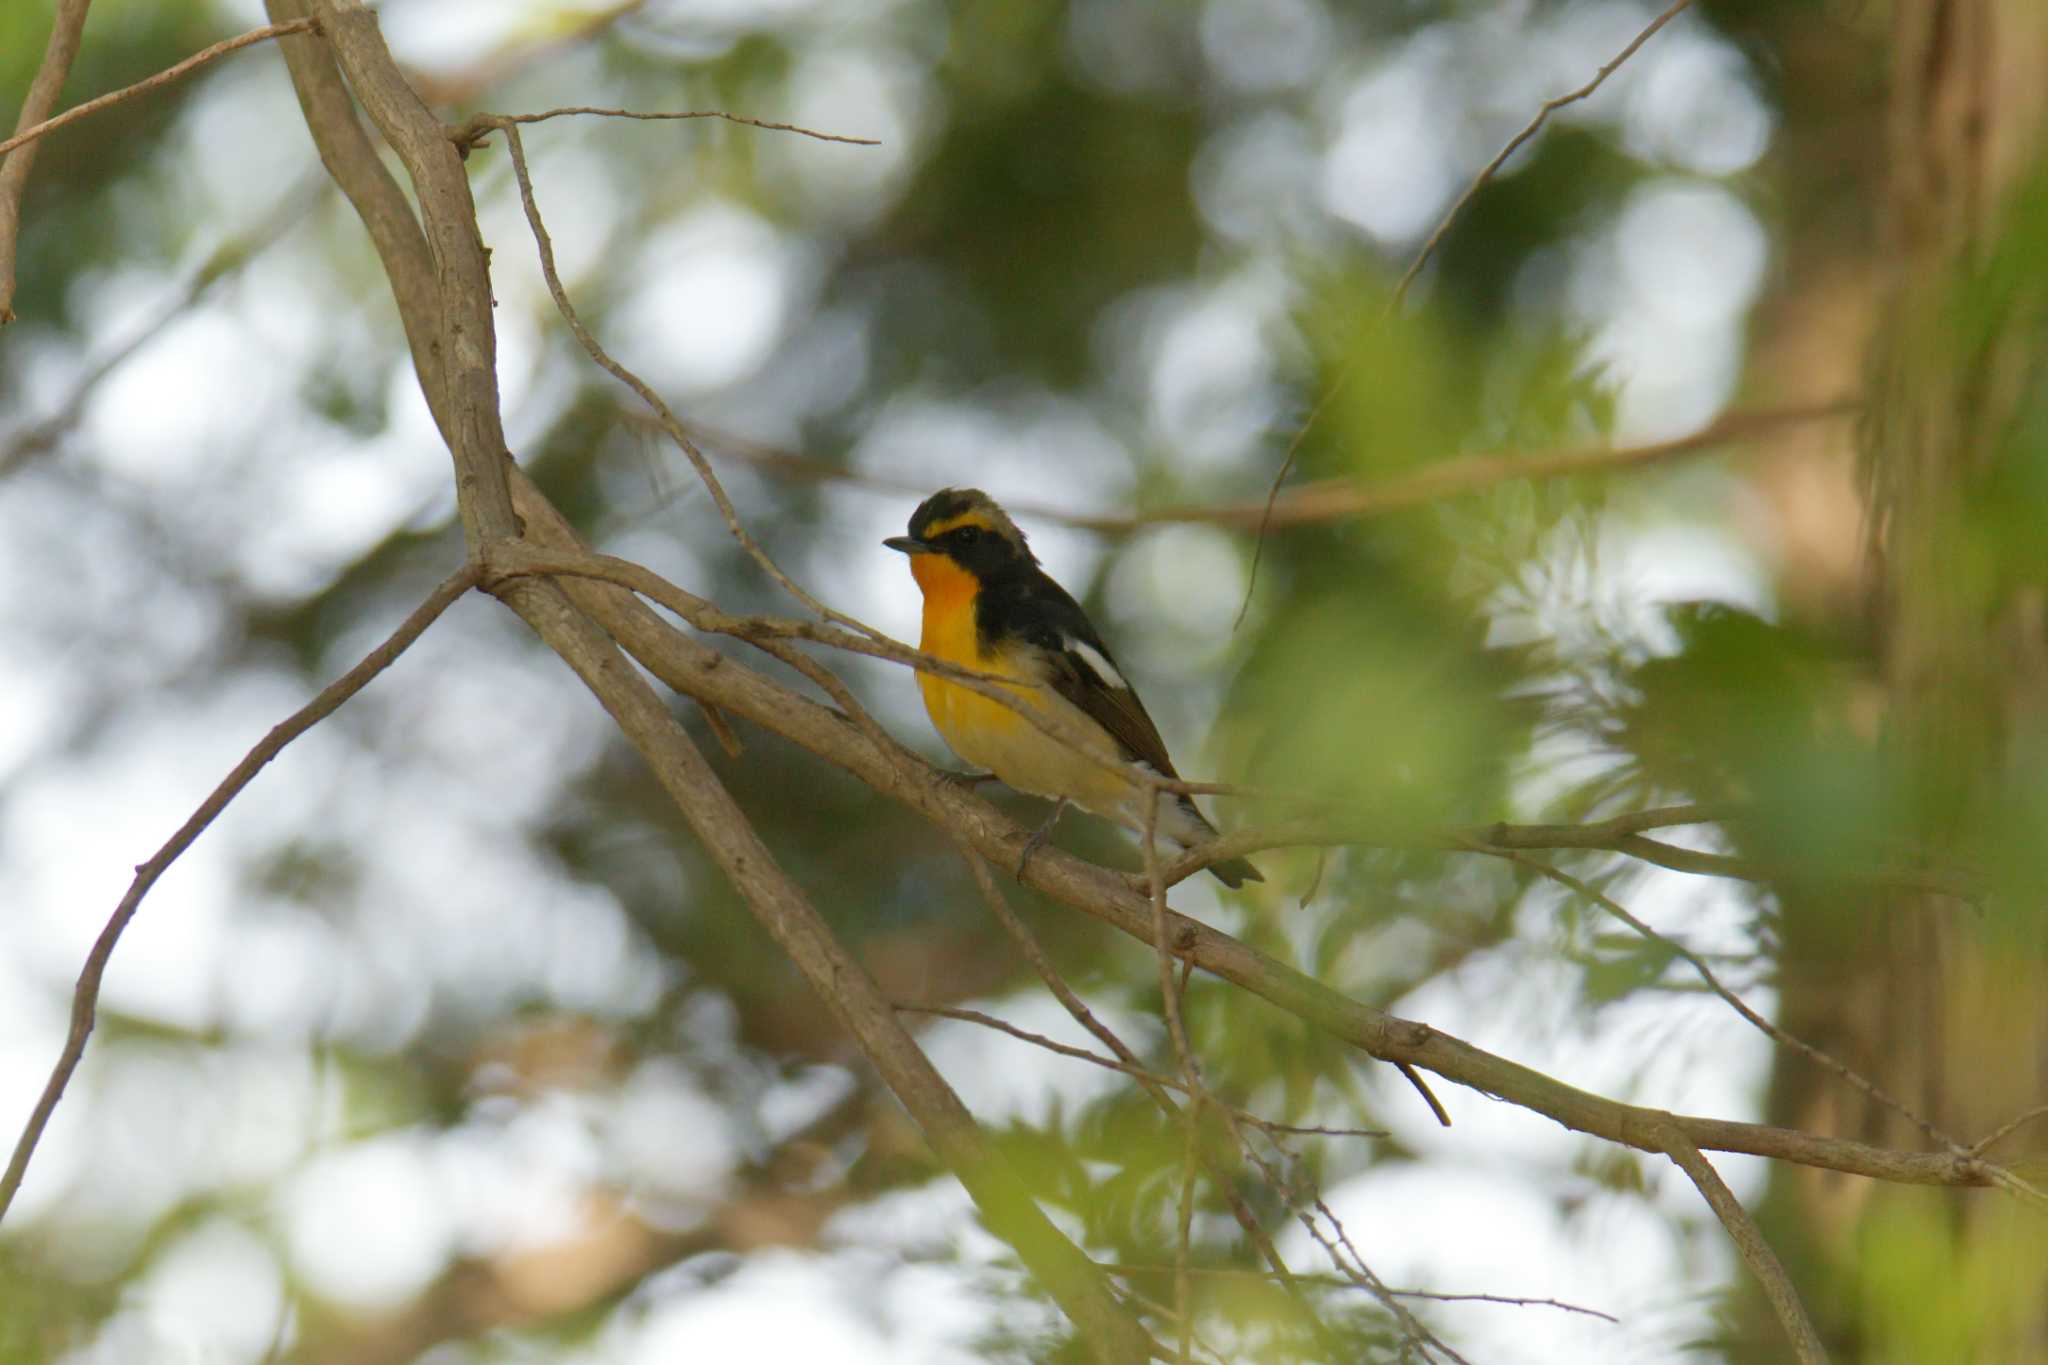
[1102,1266,1617,1322]
[1659,1130,1829,1365]
[526,548,2021,1193]
[307,0,520,551]
[0,19,320,164]
[1,173,328,476]
[946,846,1367,1357]
[1224,0,1706,612]
[1137,792,1205,1361]
[0,563,480,1226]
[1151,802,1972,902]
[451,106,877,151]
[1247,397,1857,528]
[1471,841,1965,1154]
[898,1004,1386,1143]
[647,399,1857,534]
[410,0,649,105]
[482,542,1139,791]
[1235,368,1352,627]
[1393,0,1698,308]
[276,9,1152,1349]
[266,0,454,439]
[0,0,92,324]
[481,113,891,645]
[1971,1105,2048,1158]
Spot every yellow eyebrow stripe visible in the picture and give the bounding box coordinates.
[919,512,995,538]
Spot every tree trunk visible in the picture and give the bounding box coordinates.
[1756,0,2048,1358]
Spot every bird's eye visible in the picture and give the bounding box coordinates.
[952,525,981,546]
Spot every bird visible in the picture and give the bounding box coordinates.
[885,487,1262,888]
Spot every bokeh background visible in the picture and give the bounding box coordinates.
[3,0,2044,1362]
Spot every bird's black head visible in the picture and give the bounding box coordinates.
[884,487,1038,577]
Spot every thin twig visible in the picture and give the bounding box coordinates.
[451,105,876,152]
[1,173,329,475]
[1248,398,1860,529]
[0,563,480,1225]
[1223,1113,1467,1362]
[1100,1265,1616,1322]
[483,543,1133,794]
[622,399,1856,534]
[1144,778,1459,1351]
[1233,0,1699,619]
[411,0,648,105]
[894,1006,1391,1154]
[1142,791,1203,1364]
[295,7,1148,1347]
[1235,369,1354,627]
[1476,841,1964,1152]
[1392,0,1698,308]
[943,849,1364,1357]
[1659,1130,1828,1365]
[0,0,93,324]
[1969,1104,2048,1157]
[489,116,893,646]
[0,19,320,163]
[532,498,2029,1197]
[1150,801,1970,904]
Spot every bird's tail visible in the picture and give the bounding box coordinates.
[1161,793,1262,888]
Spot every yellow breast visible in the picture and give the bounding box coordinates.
[909,558,1134,812]
[913,556,1029,761]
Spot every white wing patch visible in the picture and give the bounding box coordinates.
[1066,637,1127,691]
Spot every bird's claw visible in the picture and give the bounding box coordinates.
[1014,798,1068,881]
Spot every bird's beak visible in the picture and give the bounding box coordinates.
[883,536,931,555]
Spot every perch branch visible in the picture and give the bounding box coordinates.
[0,564,479,1225]
[0,0,93,324]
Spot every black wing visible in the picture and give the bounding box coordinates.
[986,573,1182,778]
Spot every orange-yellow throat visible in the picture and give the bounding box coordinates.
[907,553,1133,812]
[910,552,1013,744]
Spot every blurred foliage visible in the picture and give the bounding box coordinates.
[2,0,2044,1363]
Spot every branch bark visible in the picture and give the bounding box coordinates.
[0,19,317,162]
[485,530,2012,1194]
[1659,1129,1829,1364]
[0,0,92,324]
[0,564,480,1225]
[271,6,1153,1356]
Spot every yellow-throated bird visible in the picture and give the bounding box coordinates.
[886,488,1261,887]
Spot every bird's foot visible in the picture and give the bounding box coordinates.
[1015,798,1069,881]
[934,767,999,790]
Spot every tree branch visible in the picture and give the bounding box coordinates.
[265,0,453,440]
[0,19,318,163]
[1101,1265,1616,1323]
[306,0,518,553]
[1393,0,1699,308]
[497,516,2022,1195]
[1473,842,1964,1153]
[0,172,328,477]
[276,8,1152,1354]
[449,105,877,151]
[0,563,479,1226]
[642,397,1856,532]
[1658,1129,1829,1364]
[478,113,889,644]
[1231,0,1703,612]
[0,0,92,324]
